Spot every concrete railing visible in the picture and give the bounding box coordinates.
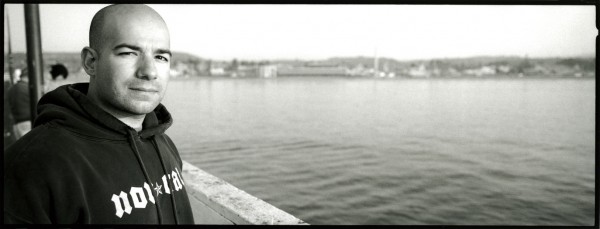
[181,161,308,225]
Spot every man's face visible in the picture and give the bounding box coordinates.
[91,12,171,116]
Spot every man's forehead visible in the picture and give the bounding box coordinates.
[92,4,169,47]
[97,12,170,51]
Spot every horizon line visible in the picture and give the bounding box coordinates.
[3,51,595,62]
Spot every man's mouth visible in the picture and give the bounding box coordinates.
[130,87,159,93]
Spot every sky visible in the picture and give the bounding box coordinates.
[3,4,597,61]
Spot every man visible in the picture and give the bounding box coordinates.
[6,68,32,139]
[4,4,194,224]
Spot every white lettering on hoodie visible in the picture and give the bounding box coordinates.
[110,169,186,218]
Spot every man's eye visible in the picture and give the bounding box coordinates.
[119,52,137,56]
[156,56,169,62]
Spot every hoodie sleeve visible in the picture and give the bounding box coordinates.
[4,127,81,224]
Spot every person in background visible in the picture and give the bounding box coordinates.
[6,68,32,139]
[4,4,194,224]
[45,63,71,92]
[50,63,69,80]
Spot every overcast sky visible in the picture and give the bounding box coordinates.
[3,4,597,61]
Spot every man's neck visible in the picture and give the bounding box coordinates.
[86,93,146,132]
[97,107,146,132]
[117,115,145,132]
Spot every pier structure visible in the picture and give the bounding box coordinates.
[182,161,308,224]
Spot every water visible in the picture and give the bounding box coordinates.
[161,77,595,225]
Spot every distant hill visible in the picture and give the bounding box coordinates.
[325,55,594,70]
[4,51,206,73]
[5,52,594,78]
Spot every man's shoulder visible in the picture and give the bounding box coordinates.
[4,124,87,171]
[155,133,179,152]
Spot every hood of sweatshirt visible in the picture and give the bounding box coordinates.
[35,83,172,139]
[31,83,188,224]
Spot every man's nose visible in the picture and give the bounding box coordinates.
[136,55,158,80]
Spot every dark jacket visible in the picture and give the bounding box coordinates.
[4,83,194,224]
[7,80,31,123]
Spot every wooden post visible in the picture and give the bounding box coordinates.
[5,7,16,84]
[24,4,44,123]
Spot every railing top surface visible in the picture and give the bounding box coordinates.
[182,161,308,225]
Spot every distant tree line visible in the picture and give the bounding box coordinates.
[4,52,595,78]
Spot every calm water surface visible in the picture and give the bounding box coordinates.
[162,77,595,225]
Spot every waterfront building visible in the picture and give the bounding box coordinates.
[277,66,348,77]
[259,65,278,78]
[408,64,429,77]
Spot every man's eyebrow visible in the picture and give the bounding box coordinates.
[113,44,172,57]
[113,43,141,52]
[157,49,172,57]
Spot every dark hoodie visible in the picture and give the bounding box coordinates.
[4,83,194,224]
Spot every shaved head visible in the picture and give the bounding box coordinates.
[81,3,171,128]
[89,4,169,56]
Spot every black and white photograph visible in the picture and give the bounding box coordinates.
[3,3,596,226]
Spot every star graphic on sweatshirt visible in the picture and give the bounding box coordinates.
[154,182,163,196]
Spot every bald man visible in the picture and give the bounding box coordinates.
[4,5,194,224]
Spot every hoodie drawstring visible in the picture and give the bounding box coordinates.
[127,129,164,224]
[151,136,179,225]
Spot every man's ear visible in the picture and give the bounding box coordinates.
[81,47,98,77]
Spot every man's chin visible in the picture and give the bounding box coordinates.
[125,103,160,115]
[130,107,158,115]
